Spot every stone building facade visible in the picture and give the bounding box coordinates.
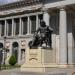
[0,0,75,66]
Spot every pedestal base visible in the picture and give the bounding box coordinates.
[21,63,44,72]
[21,63,58,72]
[21,48,57,72]
[13,67,75,75]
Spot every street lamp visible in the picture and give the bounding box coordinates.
[3,36,6,65]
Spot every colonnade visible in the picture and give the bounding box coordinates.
[0,14,43,37]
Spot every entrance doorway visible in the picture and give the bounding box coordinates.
[12,42,19,62]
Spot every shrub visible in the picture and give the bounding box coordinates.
[9,55,17,66]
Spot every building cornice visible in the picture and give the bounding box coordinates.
[0,0,43,11]
[0,4,43,16]
[44,0,75,9]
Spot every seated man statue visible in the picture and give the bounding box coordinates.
[28,20,53,49]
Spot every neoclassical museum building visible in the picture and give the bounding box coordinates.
[0,0,75,66]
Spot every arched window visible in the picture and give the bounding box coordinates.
[12,42,19,62]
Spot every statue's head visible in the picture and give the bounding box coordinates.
[40,20,46,27]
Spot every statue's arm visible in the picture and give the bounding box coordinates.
[48,26,53,32]
[36,28,40,33]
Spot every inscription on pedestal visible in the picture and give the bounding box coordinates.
[29,49,38,63]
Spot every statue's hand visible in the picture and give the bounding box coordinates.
[34,32,37,36]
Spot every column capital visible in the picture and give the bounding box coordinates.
[57,6,66,11]
[42,8,49,13]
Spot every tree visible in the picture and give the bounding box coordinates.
[9,55,17,66]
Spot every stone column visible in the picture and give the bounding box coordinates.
[19,18,22,36]
[21,19,23,35]
[67,13,73,64]
[59,8,67,65]
[30,17,31,34]
[5,20,7,36]
[7,21,8,36]
[12,19,14,36]
[27,16,30,34]
[43,11,50,26]
[36,15,39,30]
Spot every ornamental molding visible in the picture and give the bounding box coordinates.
[21,40,26,46]
[0,4,43,16]
[5,41,10,48]
[0,0,43,11]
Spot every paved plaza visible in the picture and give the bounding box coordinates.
[0,67,75,75]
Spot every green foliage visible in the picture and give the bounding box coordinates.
[1,64,20,70]
[9,55,17,66]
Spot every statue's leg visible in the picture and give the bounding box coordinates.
[28,41,33,49]
[45,38,47,47]
[46,34,52,48]
[39,38,43,47]
[43,37,47,48]
[49,37,52,48]
[40,40,43,47]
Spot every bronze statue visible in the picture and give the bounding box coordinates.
[28,20,53,49]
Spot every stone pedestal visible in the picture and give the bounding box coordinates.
[21,47,56,72]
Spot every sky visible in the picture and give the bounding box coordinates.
[0,0,21,5]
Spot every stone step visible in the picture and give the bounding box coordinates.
[0,68,75,75]
[11,71,72,75]
[11,72,67,75]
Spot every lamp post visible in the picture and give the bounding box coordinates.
[3,36,6,66]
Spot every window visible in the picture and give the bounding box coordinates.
[22,17,27,35]
[38,14,43,26]
[30,16,36,34]
[14,18,20,35]
[7,19,12,36]
[0,21,5,36]
[21,49,25,60]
